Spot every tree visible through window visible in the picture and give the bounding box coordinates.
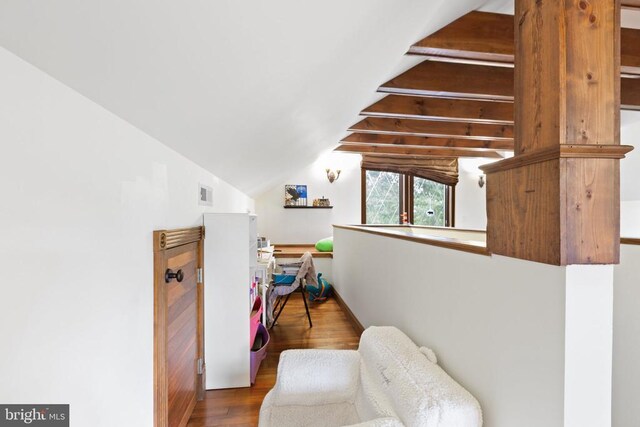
[413,177,446,226]
[365,170,401,224]
[362,169,452,226]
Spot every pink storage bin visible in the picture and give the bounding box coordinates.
[250,323,270,384]
[250,296,263,345]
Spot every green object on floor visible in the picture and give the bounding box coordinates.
[315,237,333,252]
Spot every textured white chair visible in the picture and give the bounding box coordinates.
[259,326,482,427]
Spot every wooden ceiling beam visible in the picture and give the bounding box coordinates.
[334,143,503,158]
[379,60,640,110]
[622,0,640,9]
[379,61,514,101]
[407,11,640,77]
[349,117,514,141]
[342,132,514,150]
[361,95,513,124]
[621,28,640,76]
[407,11,514,66]
[623,77,640,111]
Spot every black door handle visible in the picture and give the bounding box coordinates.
[165,269,184,283]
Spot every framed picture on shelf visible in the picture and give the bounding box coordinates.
[285,184,308,206]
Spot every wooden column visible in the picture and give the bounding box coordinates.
[481,0,633,265]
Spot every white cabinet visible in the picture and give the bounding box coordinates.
[203,213,257,389]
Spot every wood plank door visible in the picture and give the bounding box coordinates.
[154,227,205,427]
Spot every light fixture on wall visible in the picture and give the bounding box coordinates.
[478,175,485,188]
[326,168,341,183]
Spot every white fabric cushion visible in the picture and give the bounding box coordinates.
[260,327,483,427]
[263,400,360,427]
[419,347,438,365]
[355,362,398,422]
[273,349,361,406]
[359,327,482,427]
[344,417,405,427]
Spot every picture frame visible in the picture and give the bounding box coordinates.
[284,184,308,206]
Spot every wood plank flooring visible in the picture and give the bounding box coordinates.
[187,294,361,427]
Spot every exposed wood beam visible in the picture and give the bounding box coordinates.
[334,143,502,158]
[379,61,514,101]
[407,11,514,66]
[349,117,513,141]
[622,28,640,76]
[623,0,640,9]
[407,11,640,77]
[362,95,513,124]
[342,133,514,150]
[623,77,640,111]
[379,60,640,110]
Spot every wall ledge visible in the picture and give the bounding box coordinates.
[333,225,639,252]
[333,224,490,256]
[621,238,640,246]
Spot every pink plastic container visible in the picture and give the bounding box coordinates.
[250,323,270,384]
[250,296,263,345]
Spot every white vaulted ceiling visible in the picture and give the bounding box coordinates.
[0,0,523,196]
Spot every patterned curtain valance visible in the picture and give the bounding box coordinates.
[361,155,459,186]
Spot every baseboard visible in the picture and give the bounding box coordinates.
[333,289,365,336]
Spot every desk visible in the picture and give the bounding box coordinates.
[273,244,333,259]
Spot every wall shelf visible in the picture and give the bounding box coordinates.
[283,205,333,209]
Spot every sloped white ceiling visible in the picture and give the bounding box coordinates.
[0,0,514,196]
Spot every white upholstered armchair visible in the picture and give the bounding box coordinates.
[259,326,482,427]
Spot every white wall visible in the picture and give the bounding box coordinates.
[621,201,640,237]
[333,227,567,427]
[0,47,253,427]
[255,152,361,243]
[613,244,640,427]
[564,265,614,427]
[456,158,489,230]
[256,155,491,243]
[621,111,640,237]
[334,227,625,426]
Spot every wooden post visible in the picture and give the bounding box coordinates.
[481,0,633,265]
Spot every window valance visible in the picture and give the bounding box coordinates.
[361,155,458,186]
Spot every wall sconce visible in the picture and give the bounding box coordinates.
[478,175,485,188]
[326,169,341,183]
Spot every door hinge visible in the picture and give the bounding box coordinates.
[197,268,203,284]
[197,358,205,375]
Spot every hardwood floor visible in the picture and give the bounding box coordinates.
[187,294,362,427]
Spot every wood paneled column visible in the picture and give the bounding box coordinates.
[481,0,633,265]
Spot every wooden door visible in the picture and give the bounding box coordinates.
[154,227,205,427]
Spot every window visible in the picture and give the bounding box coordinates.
[361,169,454,226]
[412,176,447,226]
[364,170,402,224]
